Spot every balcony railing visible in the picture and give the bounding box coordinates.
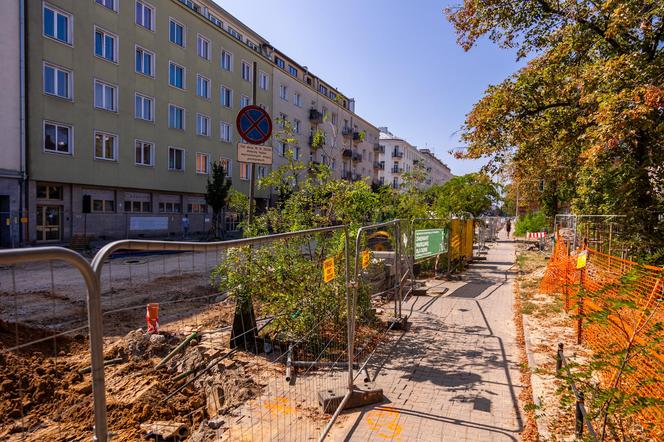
[342,148,353,158]
[373,161,385,170]
[352,132,362,142]
[352,173,362,181]
[352,152,362,162]
[373,143,385,153]
[391,166,403,174]
[308,134,325,147]
[342,127,353,137]
[392,150,404,158]
[373,178,385,186]
[309,108,323,123]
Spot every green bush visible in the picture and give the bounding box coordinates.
[515,212,549,236]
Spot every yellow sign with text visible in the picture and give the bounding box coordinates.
[576,250,588,269]
[323,257,335,283]
[361,250,370,269]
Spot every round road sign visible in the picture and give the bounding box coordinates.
[236,105,272,145]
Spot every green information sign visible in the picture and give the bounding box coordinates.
[414,229,448,260]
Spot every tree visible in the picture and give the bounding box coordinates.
[446,0,664,252]
[431,173,500,217]
[205,161,232,239]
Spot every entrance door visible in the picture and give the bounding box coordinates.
[36,205,61,241]
[0,196,10,248]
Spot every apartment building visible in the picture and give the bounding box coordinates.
[270,49,379,184]
[24,0,275,243]
[376,128,452,190]
[0,0,24,247]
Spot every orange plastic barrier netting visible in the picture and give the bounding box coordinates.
[540,237,664,436]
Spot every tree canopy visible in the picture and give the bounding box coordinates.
[446,0,664,249]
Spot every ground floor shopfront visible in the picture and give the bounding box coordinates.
[26,180,255,245]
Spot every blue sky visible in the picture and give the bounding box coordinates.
[215,0,524,176]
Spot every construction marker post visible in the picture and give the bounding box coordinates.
[576,239,588,344]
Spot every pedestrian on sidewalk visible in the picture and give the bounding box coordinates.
[182,214,190,239]
[506,218,511,238]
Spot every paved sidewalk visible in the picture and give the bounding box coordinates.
[334,236,523,441]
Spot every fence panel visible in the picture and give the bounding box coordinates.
[0,247,107,441]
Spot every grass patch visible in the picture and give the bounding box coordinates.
[522,301,537,315]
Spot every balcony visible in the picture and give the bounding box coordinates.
[309,108,323,123]
[308,134,326,147]
[373,161,385,170]
[342,148,353,158]
[342,170,352,180]
[392,150,404,158]
[342,127,353,138]
[426,166,432,172]
[373,178,385,187]
[352,173,363,181]
[392,166,404,174]
[373,143,385,153]
[352,152,362,162]
[352,131,363,142]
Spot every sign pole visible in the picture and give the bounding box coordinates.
[247,61,259,225]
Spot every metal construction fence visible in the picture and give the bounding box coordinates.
[0,217,487,440]
[540,235,664,438]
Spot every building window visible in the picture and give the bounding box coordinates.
[227,26,242,40]
[196,74,210,99]
[241,61,251,81]
[43,4,72,45]
[168,105,185,130]
[331,113,338,125]
[220,122,232,142]
[239,163,250,180]
[169,61,185,89]
[94,80,117,112]
[36,184,63,200]
[279,84,288,101]
[168,147,185,171]
[259,71,269,90]
[288,65,298,77]
[94,131,117,161]
[240,95,251,108]
[293,93,301,107]
[196,114,210,136]
[124,200,152,213]
[92,199,115,213]
[134,93,153,121]
[221,49,233,71]
[275,57,284,69]
[94,27,117,62]
[294,146,300,160]
[276,141,286,156]
[159,202,181,213]
[278,113,287,128]
[197,34,210,60]
[220,85,233,108]
[219,158,232,176]
[319,85,328,95]
[196,153,209,174]
[257,165,267,179]
[135,46,154,76]
[135,140,154,166]
[188,203,207,213]
[44,121,72,154]
[96,0,117,11]
[135,1,154,30]
[43,63,71,99]
[169,18,185,47]
[293,119,301,134]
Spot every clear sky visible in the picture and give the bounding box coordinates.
[215,0,524,176]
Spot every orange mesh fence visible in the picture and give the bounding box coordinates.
[540,237,664,436]
[463,220,474,261]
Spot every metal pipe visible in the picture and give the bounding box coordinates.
[345,224,354,391]
[154,331,199,370]
[91,224,346,277]
[285,343,293,382]
[0,247,108,441]
[292,361,359,368]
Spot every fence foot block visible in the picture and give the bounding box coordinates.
[318,383,384,414]
[387,316,408,330]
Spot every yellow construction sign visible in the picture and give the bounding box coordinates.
[576,250,588,269]
[361,250,370,269]
[323,257,335,283]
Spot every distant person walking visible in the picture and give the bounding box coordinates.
[505,219,512,238]
[182,214,190,239]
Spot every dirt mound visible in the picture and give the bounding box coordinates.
[104,329,179,361]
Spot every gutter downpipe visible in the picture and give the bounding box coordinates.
[19,0,27,246]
